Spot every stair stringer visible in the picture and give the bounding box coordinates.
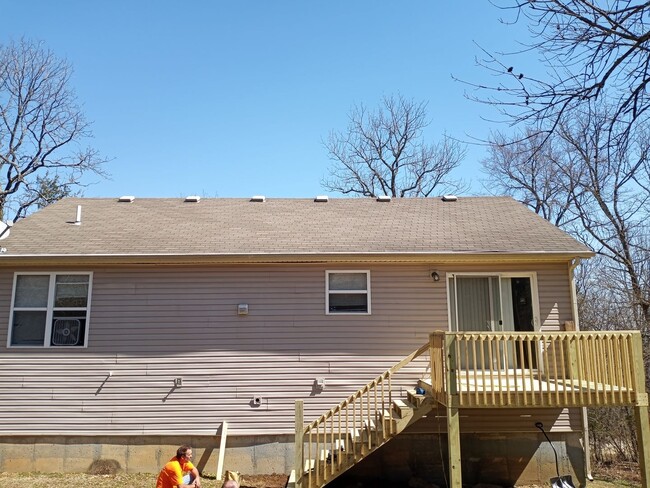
[302,395,434,488]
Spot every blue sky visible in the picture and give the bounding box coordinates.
[3,1,529,198]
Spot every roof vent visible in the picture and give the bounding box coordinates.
[314,195,329,202]
[118,196,135,202]
[442,195,458,202]
[250,195,266,202]
[376,195,392,202]
[184,196,201,203]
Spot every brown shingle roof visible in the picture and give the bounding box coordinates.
[0,196,593,260]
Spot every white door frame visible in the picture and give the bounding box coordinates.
[446,271,541,333]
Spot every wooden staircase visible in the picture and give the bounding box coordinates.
[291,344,433,488]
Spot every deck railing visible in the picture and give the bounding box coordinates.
[430,330,645,408]
[295,343,430,488]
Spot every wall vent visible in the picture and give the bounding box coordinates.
[314,195,329,202]
[118,196,135,203]
[442,195,458,202]
[250,195,266,202]
[376,195,392,202]
[184,196,201,203]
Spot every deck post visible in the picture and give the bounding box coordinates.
[444,333,462,488]
[634,404,650,488]
[447,406,462,488]
[295,400,304,488]
[632,334,650,488]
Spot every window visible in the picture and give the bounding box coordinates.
[8,273,92,347]
[326,271,370,314]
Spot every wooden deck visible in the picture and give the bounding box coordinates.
[428,330,650,488]
[429,330,647,408]
[421,369,642,408]
[294,331,650,488]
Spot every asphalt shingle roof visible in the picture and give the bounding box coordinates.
[0,196,592,258]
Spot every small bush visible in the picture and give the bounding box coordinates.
[87,459,122,475]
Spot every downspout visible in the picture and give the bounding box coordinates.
[569,257,594,482]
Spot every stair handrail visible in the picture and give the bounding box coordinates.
[297,341,430,488]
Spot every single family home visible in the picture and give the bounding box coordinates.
[0,196,647,488]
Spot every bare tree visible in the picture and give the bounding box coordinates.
[465,1,650,149]
[481,127,577,226]
[484,106,650,464]
[322,95,466,198]
[560,107,650,330]
[0,39,107,222]
[484,105,650,327]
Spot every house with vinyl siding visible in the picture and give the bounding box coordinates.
[0,195,646,487]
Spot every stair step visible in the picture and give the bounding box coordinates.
[406,388,427,407]
[287,469,296,488]
[392,399,414,418]
[336,438,346,451]
[418,378,433,395]
[348,427,361,443]
[380,409,397,433]
[303,458,315,474]
[363,418,376,430]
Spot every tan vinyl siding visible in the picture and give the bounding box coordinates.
[537,264,573,330]
[0,263,577,436]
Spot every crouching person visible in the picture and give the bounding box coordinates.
[156,445,202,488]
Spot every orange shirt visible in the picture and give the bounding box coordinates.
[156,457,195,488]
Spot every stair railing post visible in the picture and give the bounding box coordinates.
[295,400,304,488]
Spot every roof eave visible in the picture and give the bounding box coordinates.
[0,251,595,266]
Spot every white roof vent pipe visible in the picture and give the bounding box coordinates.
[250,195,266,202]
[184,196,201,203]
[314,195,329,202]
[74,205,82,225]
[442,195,458,202]
[118,196,135,202]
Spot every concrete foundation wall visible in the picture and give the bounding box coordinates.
[331,432,586,488]
[0,432,584,487]
[0,435,294,475]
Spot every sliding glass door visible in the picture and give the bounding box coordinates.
[448,273,539,369]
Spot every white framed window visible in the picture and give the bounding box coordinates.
[8,272,92,348]
[326,270,371,314]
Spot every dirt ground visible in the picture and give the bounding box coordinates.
[0,471,290,488]
[0,463,640,488]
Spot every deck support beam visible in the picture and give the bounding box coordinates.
[631,333,650,488]
[444,332,462,488]
[634,403,650,488]
[447,406,462,488]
